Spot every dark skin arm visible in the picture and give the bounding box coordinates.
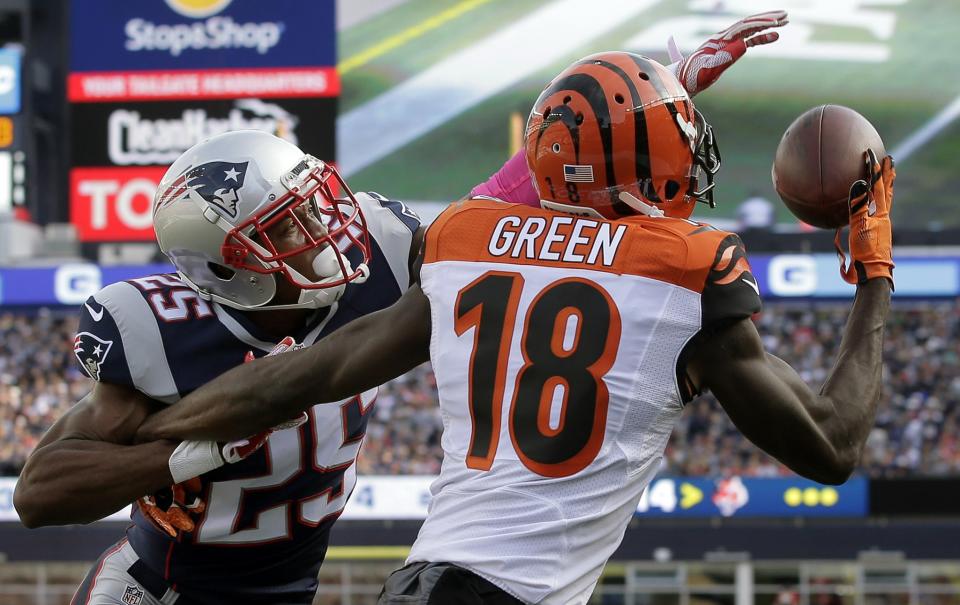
[136,285,432,442]
[135,244,888,486]
[689,278,891,485]
[408,225,426,286]
[14,381,178,527]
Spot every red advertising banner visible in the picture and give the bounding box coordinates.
[70,166,167,242]
[68,66,340,102]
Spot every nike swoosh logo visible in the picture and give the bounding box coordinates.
[85,302,104,322]
[741,277,760,296]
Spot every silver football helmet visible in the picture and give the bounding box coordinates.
[153,130,370,311]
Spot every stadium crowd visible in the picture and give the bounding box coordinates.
[2,303,958,478]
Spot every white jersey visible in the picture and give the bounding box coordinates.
[409,200,761,604]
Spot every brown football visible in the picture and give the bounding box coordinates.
[772,104,885,229]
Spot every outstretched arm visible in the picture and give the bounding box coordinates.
[667,10,788,96]
[689,278,890,484]
[14,382,177,527]
[137,285,433,443]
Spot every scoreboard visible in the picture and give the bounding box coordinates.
[0,47,22,215]
[67,0,337,245]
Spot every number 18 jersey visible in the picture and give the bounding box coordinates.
[411,199,761,605]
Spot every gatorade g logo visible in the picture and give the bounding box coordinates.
[164,0,232,18]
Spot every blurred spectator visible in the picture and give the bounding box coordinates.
[13,206,33,223]
[736,191,775,230]
[0,310,88,476]
[810,577,844,605]
[775,588,800,605]
[2,302,959,478]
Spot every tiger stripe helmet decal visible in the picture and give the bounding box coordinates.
[525,52,721,220]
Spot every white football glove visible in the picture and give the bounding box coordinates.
[668,10,789,96]
[166,336,308,483]
[144,337,311,537]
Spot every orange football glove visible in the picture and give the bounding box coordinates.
[138,477,206,538]
[835,149,895,288]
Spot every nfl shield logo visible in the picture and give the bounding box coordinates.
[122,584,144,605]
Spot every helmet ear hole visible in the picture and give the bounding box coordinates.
[665,180,680,200]
[208,262,236,281]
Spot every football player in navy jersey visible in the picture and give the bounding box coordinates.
[14,12,791,603]
[14,130,428,605]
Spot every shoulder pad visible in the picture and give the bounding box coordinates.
[694,229,763,328]
[77,278,181,401]
[76,285,134,386]
[355,192,422,234]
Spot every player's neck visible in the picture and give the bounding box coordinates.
[247,308,313,339]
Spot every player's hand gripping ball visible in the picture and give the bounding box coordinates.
[138,477,205,538]
[772,104,885,229]
[835,149,896,287]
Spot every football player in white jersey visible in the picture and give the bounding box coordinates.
[16,12,791,604]
[133,51,896,605]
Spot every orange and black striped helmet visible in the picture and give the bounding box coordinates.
[525,52,720,220]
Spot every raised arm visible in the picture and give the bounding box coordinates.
[690,151,895,484]
[137,285,433,443]
[469,12,788,207]
[689,278,889,484]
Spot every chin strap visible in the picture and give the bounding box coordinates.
[619,192,666,218]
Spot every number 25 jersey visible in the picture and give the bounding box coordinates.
[411,199,761,605]
[72,193,421,603]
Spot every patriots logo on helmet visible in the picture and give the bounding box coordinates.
[182,160,249,219]
[154,161,249,218]
[74,332,113,382]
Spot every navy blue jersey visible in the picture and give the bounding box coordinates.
[74,193,421,603]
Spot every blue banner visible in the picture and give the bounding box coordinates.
[70,0,335,71]
[2,255,959,307]
[636,476,868,518]
[0,475,870,521]
[0,48,21,114]
[751,254,960,298]
[0,264,174,306]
